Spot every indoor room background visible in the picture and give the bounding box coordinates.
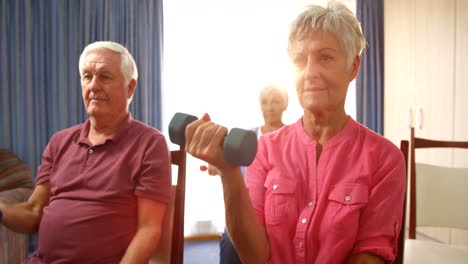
[0,0,358,241]
[10,1,467,262]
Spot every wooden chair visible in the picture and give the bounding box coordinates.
[150,147,187,264]
[402,127,468,263]
[394,140,409,264]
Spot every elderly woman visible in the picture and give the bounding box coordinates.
[186,1,405,263]
[257,85,289,136]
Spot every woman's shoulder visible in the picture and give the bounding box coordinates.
[354,122,403,164]
[260,122,296,143]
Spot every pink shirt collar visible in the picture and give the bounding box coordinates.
[294,116,358,148]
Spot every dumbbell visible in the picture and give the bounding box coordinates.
[168,112,258,166]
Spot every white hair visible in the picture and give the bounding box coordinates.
[288,0,366,67]
[78,41,138,86]
[259,84,289,110]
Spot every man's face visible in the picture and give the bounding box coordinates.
[80,49,134,119]
[289,30,359,113]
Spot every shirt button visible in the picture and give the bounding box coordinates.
[273,184,278,190]
[301,218,307,224]
[308,201,313,206]
[345,195,351,201]
[88,149,94,154]
[298,241,303,248]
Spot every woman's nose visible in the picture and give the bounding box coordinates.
[304,58,321,79]
[266,102,278,112]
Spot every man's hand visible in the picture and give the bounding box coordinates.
[0,183,51,233]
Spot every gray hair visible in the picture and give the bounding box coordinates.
[287,1,366,67]
[259,85,289,110]
[78,41,138,86]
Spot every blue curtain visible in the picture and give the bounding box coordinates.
[356,0,384,134]
[0,0,164,178]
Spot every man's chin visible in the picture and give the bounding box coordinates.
[86,109,106,118]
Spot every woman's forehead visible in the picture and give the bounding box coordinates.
[263,90,284,101]
[290,31,341,53]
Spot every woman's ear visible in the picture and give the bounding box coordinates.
[349,56,361,81]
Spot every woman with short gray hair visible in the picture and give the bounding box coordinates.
[186,1,405,263]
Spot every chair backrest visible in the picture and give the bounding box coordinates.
[150,148,187,264]
[408,127,468,239]
[394,140,409,264]
[0,148,33,192]
[0,149,33,264]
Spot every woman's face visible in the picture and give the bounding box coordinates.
[290,31,359,113]
[261,90,286,124]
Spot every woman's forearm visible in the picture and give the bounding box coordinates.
[221,168,270,264]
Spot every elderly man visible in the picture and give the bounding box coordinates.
[0,41,171,263]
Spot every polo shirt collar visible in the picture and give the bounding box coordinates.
[77,113,133,145]
[107,113,133,143]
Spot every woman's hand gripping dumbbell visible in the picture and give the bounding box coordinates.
[168,112,258,169]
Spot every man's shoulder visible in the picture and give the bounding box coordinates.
[44,123,85,152]
[128,118,164,139]
[51,123,84,140]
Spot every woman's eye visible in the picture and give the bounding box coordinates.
[320,55,332,62]
[293,55,307,67]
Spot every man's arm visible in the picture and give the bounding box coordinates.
[0,182,51,233]
[120,197,167,264]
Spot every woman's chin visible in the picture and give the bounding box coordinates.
[301,101,327,112]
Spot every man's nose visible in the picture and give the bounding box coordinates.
[88,77,101,92]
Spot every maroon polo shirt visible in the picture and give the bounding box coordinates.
[29,114,171,263]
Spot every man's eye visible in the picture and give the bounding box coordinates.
[82,74,92,81]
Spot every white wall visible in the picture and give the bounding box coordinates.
[162,0,356,235]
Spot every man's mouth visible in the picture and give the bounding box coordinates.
[90,97,106,101]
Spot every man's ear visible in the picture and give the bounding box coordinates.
[349,56,361,81]
[127,79,137,99]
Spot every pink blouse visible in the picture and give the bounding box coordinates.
[246,117,406,263]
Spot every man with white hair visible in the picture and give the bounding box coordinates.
[0,41,171,263]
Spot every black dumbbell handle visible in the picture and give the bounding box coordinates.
[168,112,257,166]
